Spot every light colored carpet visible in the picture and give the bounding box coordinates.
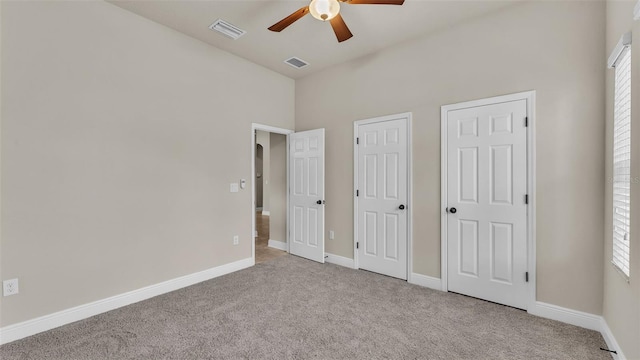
[0,255,610,359]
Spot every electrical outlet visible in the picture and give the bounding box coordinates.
[3,279,19,296]
[233,235,239,245]
[329,230,335,240]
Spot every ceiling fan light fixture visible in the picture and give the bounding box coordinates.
[309,0,341,21]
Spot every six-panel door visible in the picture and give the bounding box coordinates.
[446,100,528,309]
[357,118,408,280]
[289,129,325,263]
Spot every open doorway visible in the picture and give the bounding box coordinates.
[251,123,326,265]
[254,129,289,264]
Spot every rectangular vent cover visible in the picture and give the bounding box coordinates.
[285,57,309,69]
[209,19,246,40]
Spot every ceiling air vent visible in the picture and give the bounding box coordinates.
[209,19,246,40]
[284,57,309,69]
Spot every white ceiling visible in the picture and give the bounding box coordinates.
[109,0,519,79]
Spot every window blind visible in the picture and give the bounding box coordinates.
[612,47,631,278]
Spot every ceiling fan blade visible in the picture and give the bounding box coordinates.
[342,0,404,4]
[329,14,353,43]
[268,6,310,32]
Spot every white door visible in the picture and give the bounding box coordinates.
[289,129,325,263]
[446,99,528,309]
[356,117,408,279]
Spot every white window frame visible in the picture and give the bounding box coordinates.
[608,32,632,279]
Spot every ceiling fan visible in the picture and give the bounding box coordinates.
[268,0,405,43]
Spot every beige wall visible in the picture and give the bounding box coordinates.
[256,130,270,212]
[296,1,606,314]
[0,1,294,327]
[269,133,287,243]
[603,1,640,359]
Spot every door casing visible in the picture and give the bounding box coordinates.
[353,113,413,283]
[440,91,536,310]
[251,123,294,264]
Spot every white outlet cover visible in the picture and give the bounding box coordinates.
[3,278,19,296]
[329,230,335,240]
[230,183,239,193]
[233,235,239,245]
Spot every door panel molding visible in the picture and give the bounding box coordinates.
[354,112,413,281]
[440,91,536,311]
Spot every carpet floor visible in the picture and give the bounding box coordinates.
[0,255,609,360]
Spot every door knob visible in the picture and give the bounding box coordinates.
[399,204,405,210]
[449,207,457,214]
[317,200,325,205]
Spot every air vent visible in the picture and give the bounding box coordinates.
[209,19,246,40]
[284,57,309,69]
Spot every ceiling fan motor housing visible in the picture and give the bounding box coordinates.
[268,0,404,43]
[309,0,341,22]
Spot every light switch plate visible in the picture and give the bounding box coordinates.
[230,183,239,193]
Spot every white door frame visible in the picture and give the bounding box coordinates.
[353,112,414,282]
[251,123,294,264]
[440,91,536,310]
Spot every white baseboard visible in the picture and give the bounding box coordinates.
[267,239,287,251]
[528,304,626,359]
[528,301,602,332]
[409,273,443,291]
[0,257,254,345]
[0,259,627,359]
[600,318,626,360]
[262,211,270,216]
[324,253,356,269]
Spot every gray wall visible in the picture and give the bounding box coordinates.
[0,1,294,327]
[296,1,606,315]
[269,133,287,243]
[603,1,640,358]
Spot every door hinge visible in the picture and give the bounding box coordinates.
[525,194,529,204]
[525,272,529,282]
[356,137,359,145]
[356,190,359,197]
[525,117,528,127]
[356,242,359,249]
